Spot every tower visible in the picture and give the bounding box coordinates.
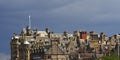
[100,32,105,41]
[10,33,20,60]
[19,40,30,60]
[45,28,50,34]
[73,31,79,37]
[26,26,32,36]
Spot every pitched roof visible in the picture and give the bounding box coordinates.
[45,44,64,54]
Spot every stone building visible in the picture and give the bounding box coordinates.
[10,26,119,60]
[10,26,73,60]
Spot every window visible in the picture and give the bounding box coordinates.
[48,55,51,59]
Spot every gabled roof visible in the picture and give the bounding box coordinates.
[45,44,64,54]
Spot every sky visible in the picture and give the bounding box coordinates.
[1,0,120,59]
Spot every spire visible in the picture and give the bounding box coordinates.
[28,15,31,29]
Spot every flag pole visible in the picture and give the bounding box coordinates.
[29,15,31,28]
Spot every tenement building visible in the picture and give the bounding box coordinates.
[10,26,120,60]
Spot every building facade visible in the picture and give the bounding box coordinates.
[10,26,120,60]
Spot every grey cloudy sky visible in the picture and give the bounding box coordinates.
[1,0,120,59]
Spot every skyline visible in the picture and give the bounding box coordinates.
[1,0,120,60]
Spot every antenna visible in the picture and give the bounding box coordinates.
[28,15,31,28]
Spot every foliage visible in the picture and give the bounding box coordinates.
[96,49,120,60]
[102,56,119,60]
[96,55,119,60]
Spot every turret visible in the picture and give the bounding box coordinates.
[89,31,95,35]
[100,32,105,41]
[73,31,79,37]
[10,33,20,60]
[63,31,69,39]
[45,28,50,34]
[26,26,32,36]
[63,31,68,36]
[19,40,31,60]
[21,28,26,36]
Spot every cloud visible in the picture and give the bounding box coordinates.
[1,0,120,23]
[1,0,120,55]
[0,53,10,60]
[0,0,76,12]
[49,0,120,22]
[0,0,120,33]
[0,0,120,34]
[2,0,120,23]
